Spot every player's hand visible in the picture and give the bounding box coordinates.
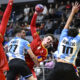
[72,2,80,14]
[35,4,44,14]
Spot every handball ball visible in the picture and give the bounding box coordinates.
[35,4,44,13]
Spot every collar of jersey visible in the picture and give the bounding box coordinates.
[14,37,21,39]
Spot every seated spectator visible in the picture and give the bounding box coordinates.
[42,5,48,15]
[58,1,65,11]
[49,4,54,17]
[66,1,71,10]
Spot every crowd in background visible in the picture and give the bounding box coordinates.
[0,1,80,80]
[0,1,80,38]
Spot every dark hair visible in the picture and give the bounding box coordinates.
[68,27,78,37]
[45,33,55,40]
[13,28,22,36]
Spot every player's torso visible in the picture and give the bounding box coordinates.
[7,37,26,60]
[58,37,80,64]
[26,39,48,68]
[31,39,47,56]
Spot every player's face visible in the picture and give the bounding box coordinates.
[43,36,53,47]
[21,30,26,39]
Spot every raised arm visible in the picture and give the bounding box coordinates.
[30,4,44,39]
[30,12,37,27]
[30,11,40,40]
[64,2,80,29]
[0,0,13,36]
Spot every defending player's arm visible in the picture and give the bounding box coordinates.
[0,0,13,37]
[27,49,40,67]
[64,2,80,29]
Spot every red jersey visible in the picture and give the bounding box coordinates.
[25,13,48,69]
[0,1,13,71]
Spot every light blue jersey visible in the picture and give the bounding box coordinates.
[6,37,30,61]
[54,29,80,65]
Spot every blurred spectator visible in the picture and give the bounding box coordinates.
[54,3,59,13]
[54,3,63,18]
[66,1,71,10]
[49,4,54,17]
[3,37,9,46]
[58,1,65,11]
[43,11,51,20]
[6,22,14,37]
[45,60,55,69]
[39,22,45,35]
[71,2,75,7]
[29,6,34,14]
[44,19,53,34]
[28,12,33,24]
[11,11,16,22]
[42,5,48,15]
[54,16,66,34]
[37,13,44,22]
[0,5,3,21]
[28,7,34,24]
[23,4,30,22]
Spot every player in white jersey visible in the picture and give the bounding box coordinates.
[5,28,39,80]
[47,2,80,80]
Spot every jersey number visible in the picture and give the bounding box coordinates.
[62,45,73,54]
[9,45,18,52]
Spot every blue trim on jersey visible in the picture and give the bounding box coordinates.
[24,74,32,78]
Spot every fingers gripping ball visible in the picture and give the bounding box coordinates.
[35,4,44,13]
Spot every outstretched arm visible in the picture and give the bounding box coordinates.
[0,0,13,36]
[64,2,80,29]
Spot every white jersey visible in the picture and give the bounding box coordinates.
[6,37,30,61]
[54,29,80,65]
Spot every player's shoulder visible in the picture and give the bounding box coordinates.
[61,28,68,33]
[21,39,30,44]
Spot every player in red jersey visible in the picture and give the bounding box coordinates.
[25,4,54,80]
[0,0,13,80]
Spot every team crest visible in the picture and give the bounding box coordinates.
[27,44,30,47]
